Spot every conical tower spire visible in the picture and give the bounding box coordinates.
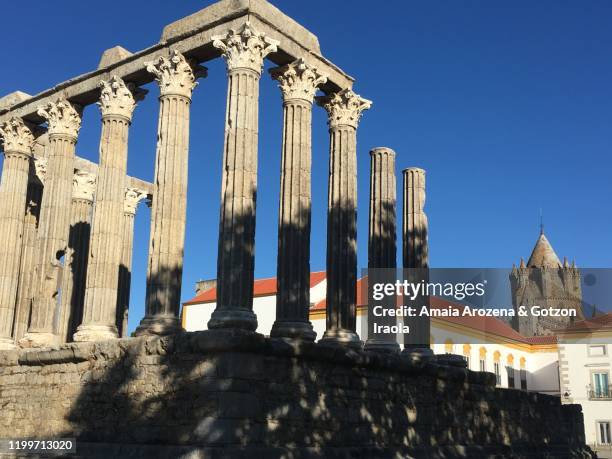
[527,231,561,268]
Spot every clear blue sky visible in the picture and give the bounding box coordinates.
[1,1,610,333]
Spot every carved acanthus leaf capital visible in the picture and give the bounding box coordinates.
[0,117,36,156]
[72,170,96,202]
[98,76,146,120]
[213,22,279,75]
[316,89,372,129]
[269,59,327,103]
[37,99,82,138]
[124,187,149,214]
[145,50,206,99]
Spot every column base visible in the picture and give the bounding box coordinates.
[318,329,362,349]
[134,316,183,337]
[207,308,258,331]
[270,320,316,342]
[18,332,59,349]
[0,337,18,350]
[73,324,118,342]
[364,338,400,354]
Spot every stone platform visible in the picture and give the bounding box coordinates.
[0,330,596,458]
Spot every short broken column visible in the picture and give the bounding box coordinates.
[135,51,204,336]
[57,170,95,343]
[0,118,35,349]
[316,89,371,348]
[208,23,278,331]
[117,187,148,337]
[269,59,327,341]
[21,99,82,348]
[364,147,400,353]
[402,167,432,355]
[75,76,142,342]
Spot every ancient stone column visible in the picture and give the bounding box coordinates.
[364,147,400,353]
[116,187,148,337]
[135,51,204,336]
[316,89,372,348]
[0,118,35,349]
[57,170,95,343]
[208,23,278,331]
[269,59,327,341]
[21,99,82,348]
[74,76,143,342]
[12,174,43,342]
[402,167,432,355]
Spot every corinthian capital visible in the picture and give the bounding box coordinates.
[269,59,327,104]
[72,170,96,201]
[0,117,35,155]
[145,50,206,99]
[37,99,82,138]
[124,187,149,214]
[98,76,146,121]
[213,22,279,75]
[316,89,372,130]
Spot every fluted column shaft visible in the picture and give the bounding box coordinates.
[23,100,81,348]
[117,188,147,337]
[0,118,35,349]
[317,89,371,348]
[135,51,202,336]
[269,60,326,341]
[402,167,431,352]
[364,147,399,353]
[13,180,43,342]
[208,23,278,331]
[57,192,93,342]
[117,211,135,337]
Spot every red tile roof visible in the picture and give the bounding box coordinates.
[556,313,612,333]
[183,271,326,305]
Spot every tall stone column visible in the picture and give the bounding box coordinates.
[21,99,82,348]
[402,167,432,354]
[0,118,35,349]
[75,76,143,342]
[364,147,400,353]
[13,172,43,342]
[316,89,371,348]
[117,187,148,337]
[208,23,278,331]
[135,51,204,336]
[57,170,95,343]
[269,59,327,341]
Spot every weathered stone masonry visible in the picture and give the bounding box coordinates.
[0,333,594,458]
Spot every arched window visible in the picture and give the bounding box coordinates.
[493,351,502,386]
[444,339,454,354]
[506,354,515,388]
[479,347,487,372]
[463,344,472,369]
[519,357,527,390]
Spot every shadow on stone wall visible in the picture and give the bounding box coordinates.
[29,329,592,458]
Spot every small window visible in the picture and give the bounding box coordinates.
[598,421,611,445]
[479,359,486,372]
[520,369,527,390]
[589,345,607,357]
[494,362,501,386]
